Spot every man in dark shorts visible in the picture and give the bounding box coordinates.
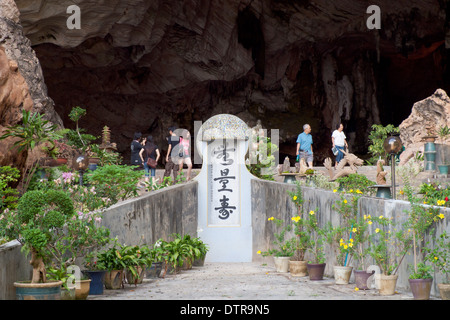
[163,126,180,183]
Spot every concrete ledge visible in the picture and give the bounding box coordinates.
[0,240,32,300]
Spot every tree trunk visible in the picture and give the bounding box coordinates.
[30,248,46,283]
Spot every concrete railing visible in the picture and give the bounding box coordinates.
[100,181,198,245]
[0,240,32,300]
[251,179,450,296]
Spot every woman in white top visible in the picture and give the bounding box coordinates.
[331,123,348,168]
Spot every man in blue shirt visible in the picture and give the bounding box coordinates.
[296,124,314,169]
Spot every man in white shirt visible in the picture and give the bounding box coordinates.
[331,123,348,168]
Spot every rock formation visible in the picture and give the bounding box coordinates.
[0,46,32,170]
[0,0,447,167]
[399,89,450,165]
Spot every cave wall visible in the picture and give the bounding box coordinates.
[10,0,448,165]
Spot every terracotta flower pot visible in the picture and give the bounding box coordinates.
[289,261,308,277]
[75,280,91,300]
[354,270,375,290]
[438,283,450,300]
[273,256,290,273]
[307,263,326,281]
[379,274,398,296]
[125,266,146,285]
[104,270,124,289]
[334,266,353,284]
[409,278,433,300]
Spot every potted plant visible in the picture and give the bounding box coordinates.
[352,214,374,290]
[83,251,108,295]
[258,217,294,273]
[287,184,311,277]
[367,215,412,296]
[192,237,209,267]
[437,125,450,174]
[146,240,165,278]
[121,244,152,285]
[46,266,76,300]
[303,209,326,280]
[0,189,75,299]
[179,234,202,270]
[403,182,441,299]
[96,240,127,290]
[423,231,450,300]
[408,262,434,300]
[325,191,363,284]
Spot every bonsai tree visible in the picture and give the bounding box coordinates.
[65,106,98,152]
[0,189,74,283]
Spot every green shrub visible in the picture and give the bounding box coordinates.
[86,164,142,204]
[0,166,20,211]
[335,173,376,195]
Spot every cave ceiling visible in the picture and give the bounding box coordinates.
[12,0,449,164]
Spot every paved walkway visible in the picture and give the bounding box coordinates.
[88,262,430,301]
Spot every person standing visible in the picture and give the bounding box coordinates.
[130,132,143,168]
[296,124,314,169]
[331,123,348,168]
[139,135,160,188]
[163,126,180,183]
[178,129,193,181]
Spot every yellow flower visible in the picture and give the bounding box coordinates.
[437,200,446,206]
[356,189,362,194]
[379,215,384,219]
[268,217,274,221]
[363,215,367,220]
[348,242,353,248]
[343,199,348,204]
[349,189,353,193]
[257,250,261,254]
[375,228,380,233]
[309,210,315,215]
[333,189,337,193]
[293,196,298,201]
[438,213,445,219]
[349,239,354,243]
[352,228,357,232]
[368,221,373,225]
[292,216,301,222]
[434,256,438,260]
[344,245,348,249]
[423,201,428,204]
[355,287,359,291]
[339,238,344,243]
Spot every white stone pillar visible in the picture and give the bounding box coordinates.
[194,114,254,262]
